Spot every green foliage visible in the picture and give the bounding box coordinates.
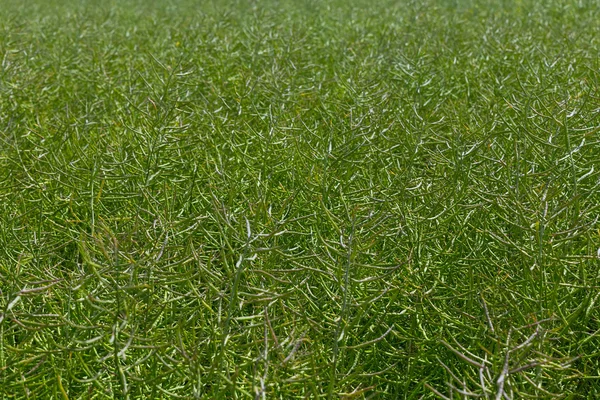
[1,0,600,398]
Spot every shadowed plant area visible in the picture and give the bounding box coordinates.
[1,0,600,398]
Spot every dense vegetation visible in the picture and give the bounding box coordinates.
[1,0,600,397]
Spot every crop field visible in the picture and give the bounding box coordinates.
[1,0,600,398]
